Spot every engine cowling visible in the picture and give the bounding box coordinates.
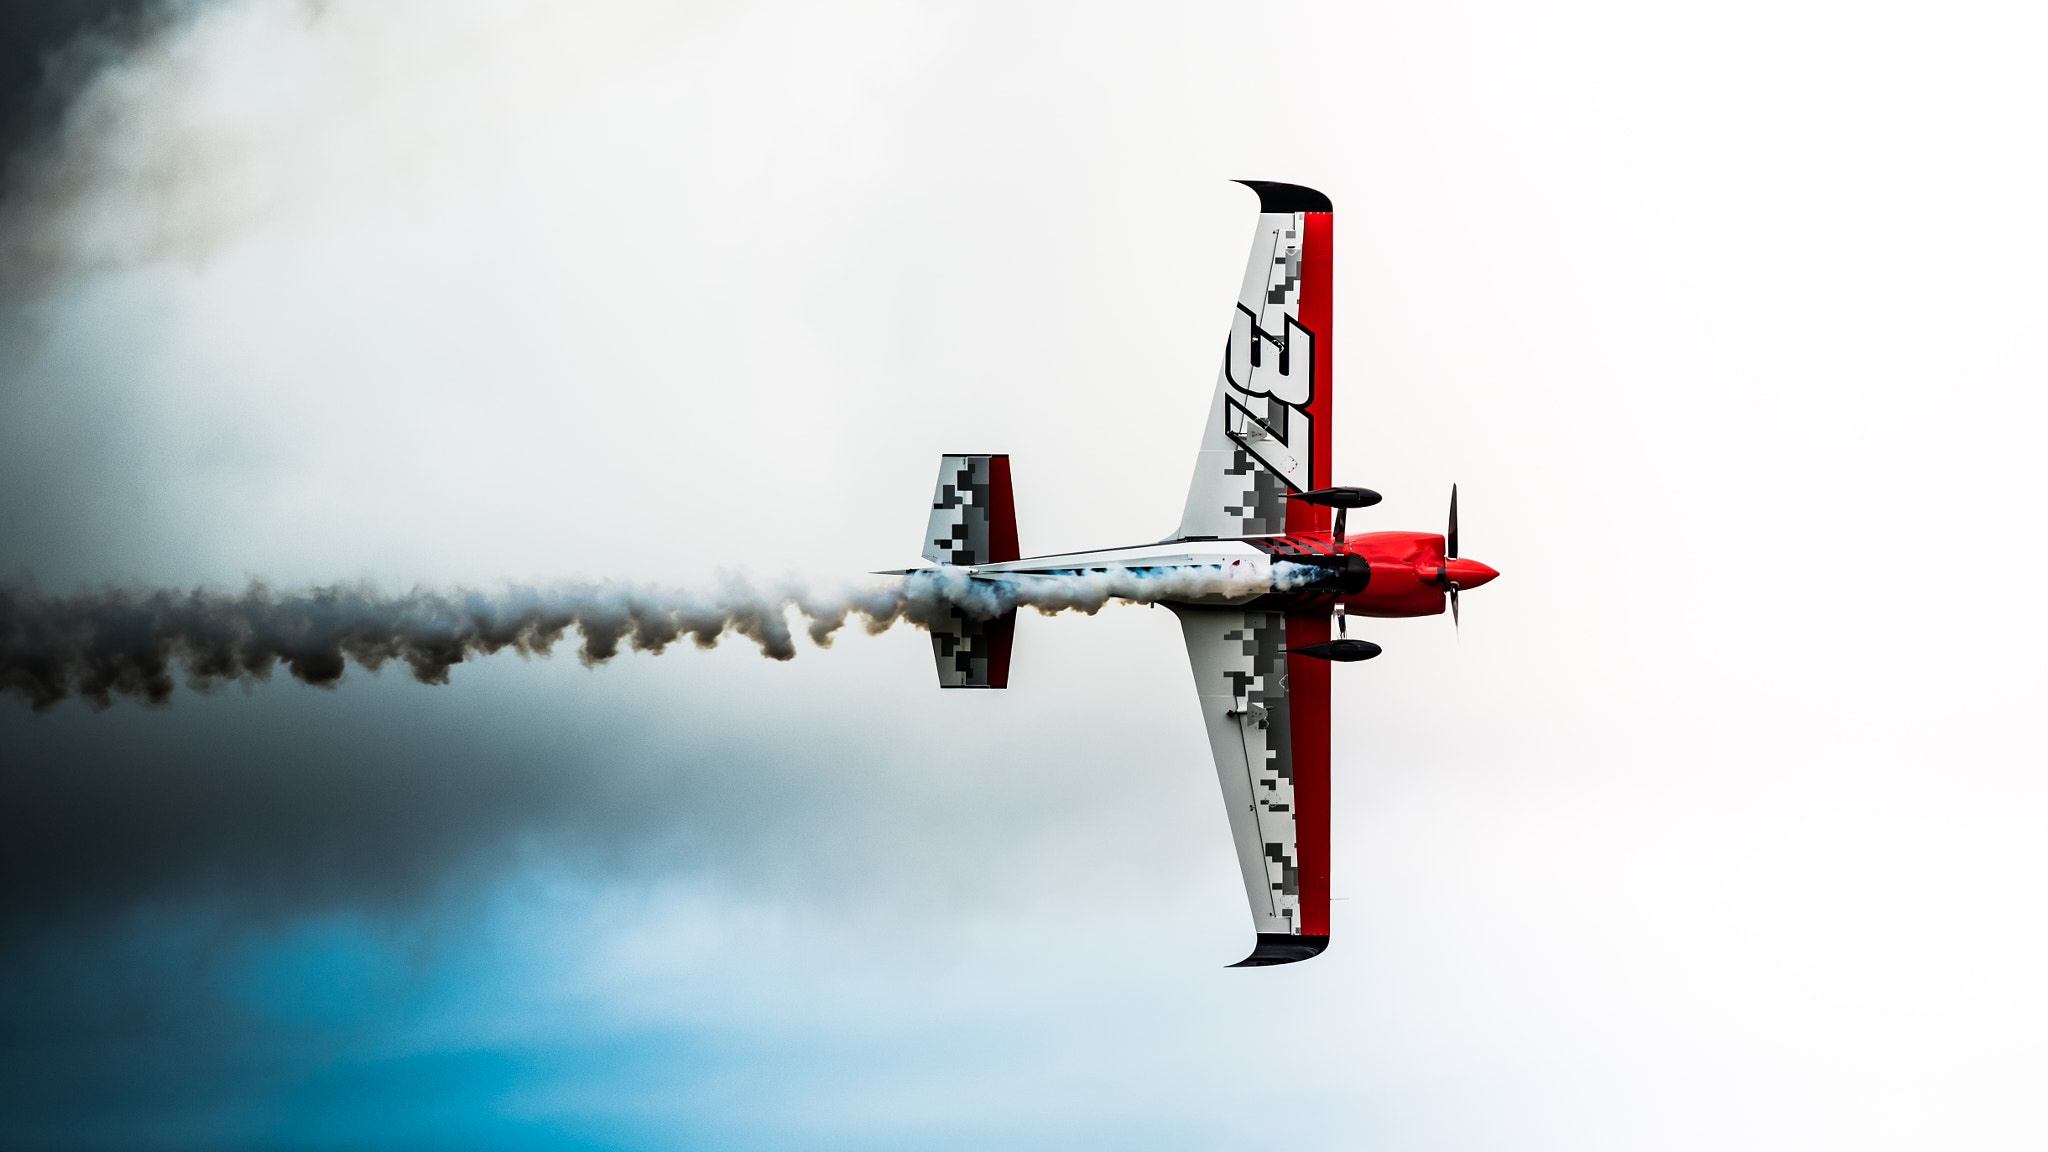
[1336,530,1453,618]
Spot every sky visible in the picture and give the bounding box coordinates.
[1,1,2045,1148]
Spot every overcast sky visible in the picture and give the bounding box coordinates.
[2,1,2045,1148]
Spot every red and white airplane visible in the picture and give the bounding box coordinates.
[912,181,1498,967]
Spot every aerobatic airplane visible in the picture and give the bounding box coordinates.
[910,181,1498,967]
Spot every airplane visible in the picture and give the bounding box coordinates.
[909,181,1498,967]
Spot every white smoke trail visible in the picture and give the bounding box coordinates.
[1,561,1324,710]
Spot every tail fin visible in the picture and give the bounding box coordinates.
[923,455,1018,689]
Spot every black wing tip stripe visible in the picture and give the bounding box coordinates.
[1227,933,1330,968]
[1234,180,1333,213]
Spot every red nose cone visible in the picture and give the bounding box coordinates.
[1444,558,1499,589]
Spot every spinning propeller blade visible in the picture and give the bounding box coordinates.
[1447,484,1459,560]
[1446,484,1462,632]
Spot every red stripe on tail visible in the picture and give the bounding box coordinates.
[985,455,1019,688]
[985,455,1020,563]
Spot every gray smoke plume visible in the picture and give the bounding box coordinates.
[1,561,1318,710]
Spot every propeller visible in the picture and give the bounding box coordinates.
[1447,483,1459,560]
[1446,485,1460,630]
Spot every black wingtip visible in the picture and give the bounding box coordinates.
[1235,180,1333,213]
[1228,933,1330,967]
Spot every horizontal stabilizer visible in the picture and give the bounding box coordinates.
[931,608,1014,690]
[923,455,1019,567]
[922,455,1020,688]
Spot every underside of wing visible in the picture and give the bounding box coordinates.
[1178,181,1334,541]
[1173,604,1331,965]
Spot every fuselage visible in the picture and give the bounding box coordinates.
[968,530,1499,616]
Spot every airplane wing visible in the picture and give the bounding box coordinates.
[1177,181,1334,540]
[1173,604,1331,966]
